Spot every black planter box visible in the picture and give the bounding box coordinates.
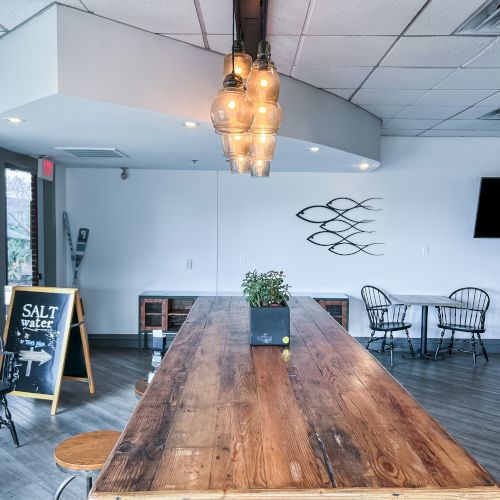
[249,305,290,346]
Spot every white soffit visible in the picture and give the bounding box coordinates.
[0,5,380,171]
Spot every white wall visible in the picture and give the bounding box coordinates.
[60,137,500,339]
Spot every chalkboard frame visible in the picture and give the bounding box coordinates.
[2,286,95,415]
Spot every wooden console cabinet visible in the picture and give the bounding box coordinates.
[315,295,349,330]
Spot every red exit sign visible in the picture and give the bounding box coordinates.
[38,158,54,181]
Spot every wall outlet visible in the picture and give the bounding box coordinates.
[421,245,429,256]
[186,258,193,269]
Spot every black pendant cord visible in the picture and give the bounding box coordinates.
[232,0,235,74]
[260,0,268,41]
[235,0,241,42]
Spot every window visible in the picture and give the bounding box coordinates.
[5,168,39,286]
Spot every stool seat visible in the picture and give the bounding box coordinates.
[135,379,148,399]
[54,430,120,472]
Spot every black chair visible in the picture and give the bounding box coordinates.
[434,287,490,366]
[361,286,415,367]
[0,338,20,446]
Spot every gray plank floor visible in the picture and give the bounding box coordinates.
[0,348,498,499]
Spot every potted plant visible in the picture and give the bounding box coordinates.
[242,270,291,346]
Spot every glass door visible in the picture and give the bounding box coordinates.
[5,167,39,290]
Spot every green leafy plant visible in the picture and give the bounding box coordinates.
[242,270,291,308]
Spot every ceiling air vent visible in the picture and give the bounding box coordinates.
[454,0,500,35]
[479,108,500,120]
[54,147,129,158]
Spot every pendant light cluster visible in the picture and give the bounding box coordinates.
[210,0,281,177]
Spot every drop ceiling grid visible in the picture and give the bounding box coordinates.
[1,0,500,136]
[286,0,500,136]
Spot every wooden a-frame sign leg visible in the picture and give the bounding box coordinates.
[51,290,95,415]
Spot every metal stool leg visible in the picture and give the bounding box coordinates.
[1,395,19,447]
[53,475,76,500]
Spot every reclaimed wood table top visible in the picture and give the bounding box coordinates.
[91,296,498,499]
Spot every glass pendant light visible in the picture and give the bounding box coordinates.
[224,40,252,83]
[221,132,251,157]
[251,159,271,177]
[247,41,280,104]
[249,101,282,134]
[250,133,275,160]
[210,73,254,134]
[229,155,251,174]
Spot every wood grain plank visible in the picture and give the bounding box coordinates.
[91,296,498,499]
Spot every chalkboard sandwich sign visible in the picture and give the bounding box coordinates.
[2,286,95,415]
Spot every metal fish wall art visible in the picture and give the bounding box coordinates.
[296,197,384,256]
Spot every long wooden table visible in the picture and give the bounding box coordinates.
[91,296,498,499]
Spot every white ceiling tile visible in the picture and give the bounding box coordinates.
[267,35,300,66]
[268,0,310,35]
[207,34,231,54]
[83,0,201,33]
[161,34,205,48]
[323,89,356,99]
[306,0,427,35]
[382,36,495,67]
[198,0,231,34]
[406,0,486,35]
[0,0,84,29]
[396,105,465,119]
[352,89,426,106]
[453,106,499,120]
[434,119,497,130]
[363,67,454,90]
[361,105,406,118]
[413,90,496,106]
[383,118,441,129]
[437,69,500,90]
[420,129,500,137]
[292,66,371,89]
[475,92,500,107]
[381,129,423,136]
[466,39,500,68]
[277,66,292,76]
[298,36,396,67]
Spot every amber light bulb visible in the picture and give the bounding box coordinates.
[210,73,254,134]
[221,133,251,157]
[247,41,280,104]
[223,40,252,83]
[250,133,275,160]
[250,101,282,134]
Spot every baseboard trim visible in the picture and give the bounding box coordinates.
[89,334,500,353]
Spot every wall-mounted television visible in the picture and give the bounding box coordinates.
[474,177,500,238]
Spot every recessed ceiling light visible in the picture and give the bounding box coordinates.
[359,162,370,171]
[183,121,199,128]
[6,117,24,124]
[309,146,320,153]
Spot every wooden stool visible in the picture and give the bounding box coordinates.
[53,430,120,499]
[134,379,148,399]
